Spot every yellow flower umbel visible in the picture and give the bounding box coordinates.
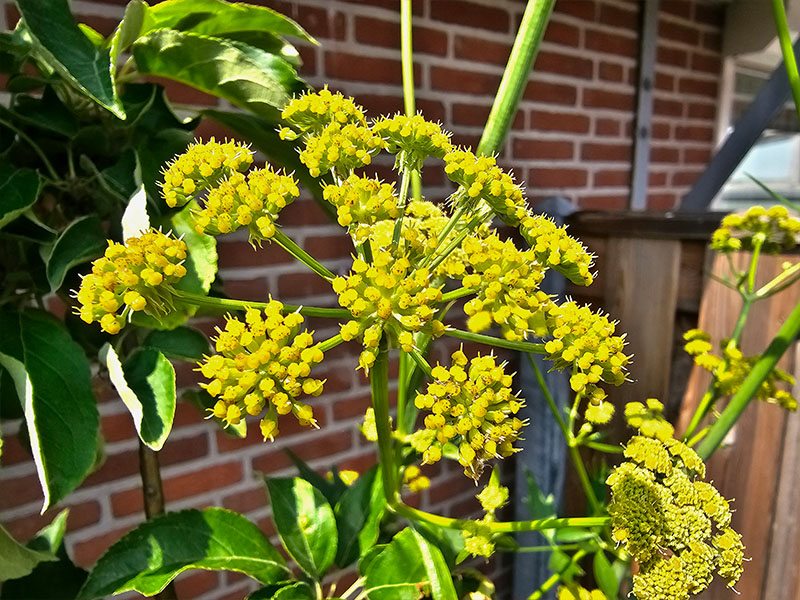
[299,121,385,178]
[191,166,300,243]
[520,214,595,286]
[333,250,443,371]
[684,329,797,410]
[160,139,253,208]
[75,230,188,334]
[280,86,367,139]
[557,586,606,600]
[410,349,525,479]
[710,205,800,254]
[323,174,400,236]
[606,401,744,600]
[372,113,453,169]
[197,300,326,441]
[460,233,549,341]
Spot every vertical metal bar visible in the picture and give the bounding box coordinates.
[630,0,660,211]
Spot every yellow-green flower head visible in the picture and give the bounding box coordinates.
[299,121,384,178]
[443,148,529,224]
[462,518,495,558]
[197,300,326,441]
[557,586,607,600]
[323,174,399,235]
[714,527,745,587]
[410,350,526,480]
[460,233,549,341]
[624,399,675,441]
[710,205,800,254]
[191,166,299,242]
[402,465,431,493]
[585,396,615,425]
[361,406,379,442]
[160,139,253,208]
[333,250,443,371]
[280,87,367,140]
[476,481,509,514]
[520,214,595,286]
[372,113,453,169]
[684,329,798,410]
[75,230,188,334]
[543,301,629,395]
[632,554,691,600]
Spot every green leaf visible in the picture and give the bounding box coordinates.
[284,448,344,506]
[168,204,217,295]
[16,0,124,118]
[100,344,176,451]
[142,0,315,43]
[143,326,210,361]
[246,583,294,600]
[76,508,289,600]
[272,582,315,600]
[265,477,338,579]
[0,161,40,231]
[132,29,304,121]
[364,528,457,600]
[0,309,98,511]
[44,216,106,291]
[203,109,326,209]
[0,524,57,582]
[11,86,79,137]
[358,544,386,576]
[593,550,619,600]
[0,212,57,244]
[553,527,595,544]
[548,549,582,582]
[109,0,146,82]
[334,467,383,568]
[121,184,150,239]
[524,467,557,543]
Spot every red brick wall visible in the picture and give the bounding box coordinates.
[0,1,724,598]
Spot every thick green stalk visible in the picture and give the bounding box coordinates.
[400,0,422,201]
[772,0,800,122]
[527,550,587,600]
[477,0,555,155]
[445,328,545,353]
[175,290,350,319]
[273,229,334,280]
[371,336,399,501]
[697,298,800,459]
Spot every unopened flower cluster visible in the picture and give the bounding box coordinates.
[198,300,325,441]
[684,329,797,410]
[76,230,187,334]
[607,400,743,599]
[462,471,510,557]
[710,205,800,254]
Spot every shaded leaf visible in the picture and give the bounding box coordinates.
[334,466,383,568]
[45,215,106,291]
[16,0,124,118]
[100,345,176,451]
[273,582,314,600]
[364,528,457,600]
[0,309,98,511]
[0,212,56,244]
[593,550,619,600]
[143,326,210,362]
[132,29,304,122]
[266,477,337,579]
[0,524,56,582]
[11,86,79,137]
[76,508,289,599]
[0,161,40,231]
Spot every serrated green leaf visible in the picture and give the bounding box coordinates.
[132,29,304,121]
[266,477,337,579]
[100,344,175,451]
[44,216,106,291]
[593,550,619,600]
[76,508,289,599]
[143,326,210,361]
[334,466,382,568]
[16,0,124,118]
[0,309,98,511]
[142,0,315,43]
[0,161,40,231]
[0,524,57,582]
[364,528,457,600]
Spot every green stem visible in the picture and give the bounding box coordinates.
[527,550,587,600]
[175,290,351,319]
[584,441,624,454]
[391,166,413,249]
[440,287,474,303]
[397,351,410,436]
[408,347,432,378]
[444,327,546,353]
[273,229,334,280]
[526,353,569,440]
[426,213,485,272]
[697,298,800,459]
[772,0,800,122]
[371,336,399,501]
[318,334,345,353]
[0,116,59,180]
[757,261,800,297]
[477,0,555,156]
[400,0,422,202]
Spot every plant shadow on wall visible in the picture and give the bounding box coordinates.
[1,1,800,600]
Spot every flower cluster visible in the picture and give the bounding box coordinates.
[557,586,606,600]
[191,166,300,242]
[710,205,800,254]
[333,251,443,370]
[280,86,367,139]
[520,214,595,286]
[160,139,253,208]
[75,230,188,334]
[623,399,675,441]
[606,401,743,599]
[409,349,525,479]
[463,475,509,558]
[197,300,325,441]
[460,233,549,340]
[684,329,797,410]
[372,113,453,169]
[402,465,431,493]
[299,122,384,178]
[323,174,399,236]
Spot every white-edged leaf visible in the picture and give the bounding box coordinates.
[121,184,150,239]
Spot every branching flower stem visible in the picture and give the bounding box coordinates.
[175,290,350,319]
[273,229,334,280]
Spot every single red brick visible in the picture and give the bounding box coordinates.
[528,167,587,188]
[543,20,581,46]
[523,80,578,105]
[554,1,595,21]
[513,138,574,160]
[657,44,688,68]
[305,235,353,261]
[593,169,630,188]
[581,142,632,162]
[594,117,622,137]
[530,110,590,134]
[430,66,502,96]
[583,88,635,111]
[650,145,680,163]
[684,147,712,163]
[280,199,334,227]
[223,486,269,514]
[655,72,675,92]
[671,170,704,186]
[687,101,716,120]
[221,277,271,303]
[585,30,637,58]
[218,240,291,269]
[653,97,684,117]
[99,412,137,444]
[161,433,209,467]
[652,121,672,140]
[675,124,713,143]
[427,472,477,504]
[453,35,510,66]
[429,1,509,32]
[325,53,403,84]
[599,3,639,30]
[278,271,333,300]
[536,50,593,79]
[647,193,678,211]
[690,51,721,74]
[297,45,317,77]
[598,61,625,82]
[649,171,668,186]
[578,194,627,210]
[174,571,220,598]
[659,20,700,46]
[332,394,371,421]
